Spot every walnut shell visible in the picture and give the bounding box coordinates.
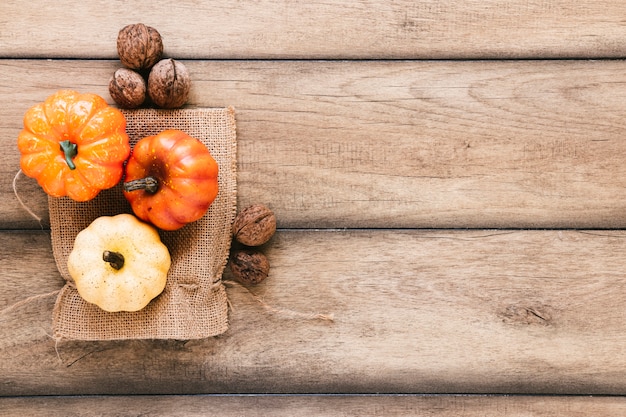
[147,58,191,109]
[117,23,163,71]
[232,204,277,246]
[229,249,270,285]
[109,68,146,109]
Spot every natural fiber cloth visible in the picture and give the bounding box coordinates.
[51,108,237,340]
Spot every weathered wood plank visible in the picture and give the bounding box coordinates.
[2,229,626,395]
[1,395,626,416]
[4,59,626,229]
[2,0,626,59]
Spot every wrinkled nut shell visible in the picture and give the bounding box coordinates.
[117,23,163,70]
[147,58,191,109]
[109,68,146,109]
[232,204,277,246]
[229,250,270,285]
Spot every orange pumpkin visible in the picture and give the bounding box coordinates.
[17,90,131,201]
[123,129,219,231]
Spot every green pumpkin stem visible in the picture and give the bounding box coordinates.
[123,176,159,194]
[59,140,78,170]
[103,250,125,270]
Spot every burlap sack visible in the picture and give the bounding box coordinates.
[51,107,237,340]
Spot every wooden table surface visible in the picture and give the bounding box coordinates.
[3,0,626,415]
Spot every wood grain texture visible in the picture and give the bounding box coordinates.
[3,0,626,59]
[2,229,626,395]
[1,395,626,416]
[5,0,626,408]
[4,59,626,229]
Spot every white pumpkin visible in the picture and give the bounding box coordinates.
[67,213,171,312]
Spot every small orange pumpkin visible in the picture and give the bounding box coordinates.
[123,129,219,230]
[17,90,131,201]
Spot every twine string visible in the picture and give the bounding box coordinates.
[222,279,334,322]
[0,290,61,317]
[12,169,44,227]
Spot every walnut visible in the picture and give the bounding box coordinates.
[117,23,163,71]
[147,58,191,109]
[109,68,146,109]
[229,249,270,285]
[232,204,277,246]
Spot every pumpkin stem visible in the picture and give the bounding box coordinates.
[59,140,78,170]
[123,176,159,194]
[103,250,125,270]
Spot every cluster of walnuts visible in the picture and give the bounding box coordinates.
[109,23,191,109]
[230,204,277,286]
[110,26,278,286]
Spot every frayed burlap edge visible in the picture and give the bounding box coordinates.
[50,107,237,341]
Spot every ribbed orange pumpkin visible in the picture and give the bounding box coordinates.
[17,90,130,201]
